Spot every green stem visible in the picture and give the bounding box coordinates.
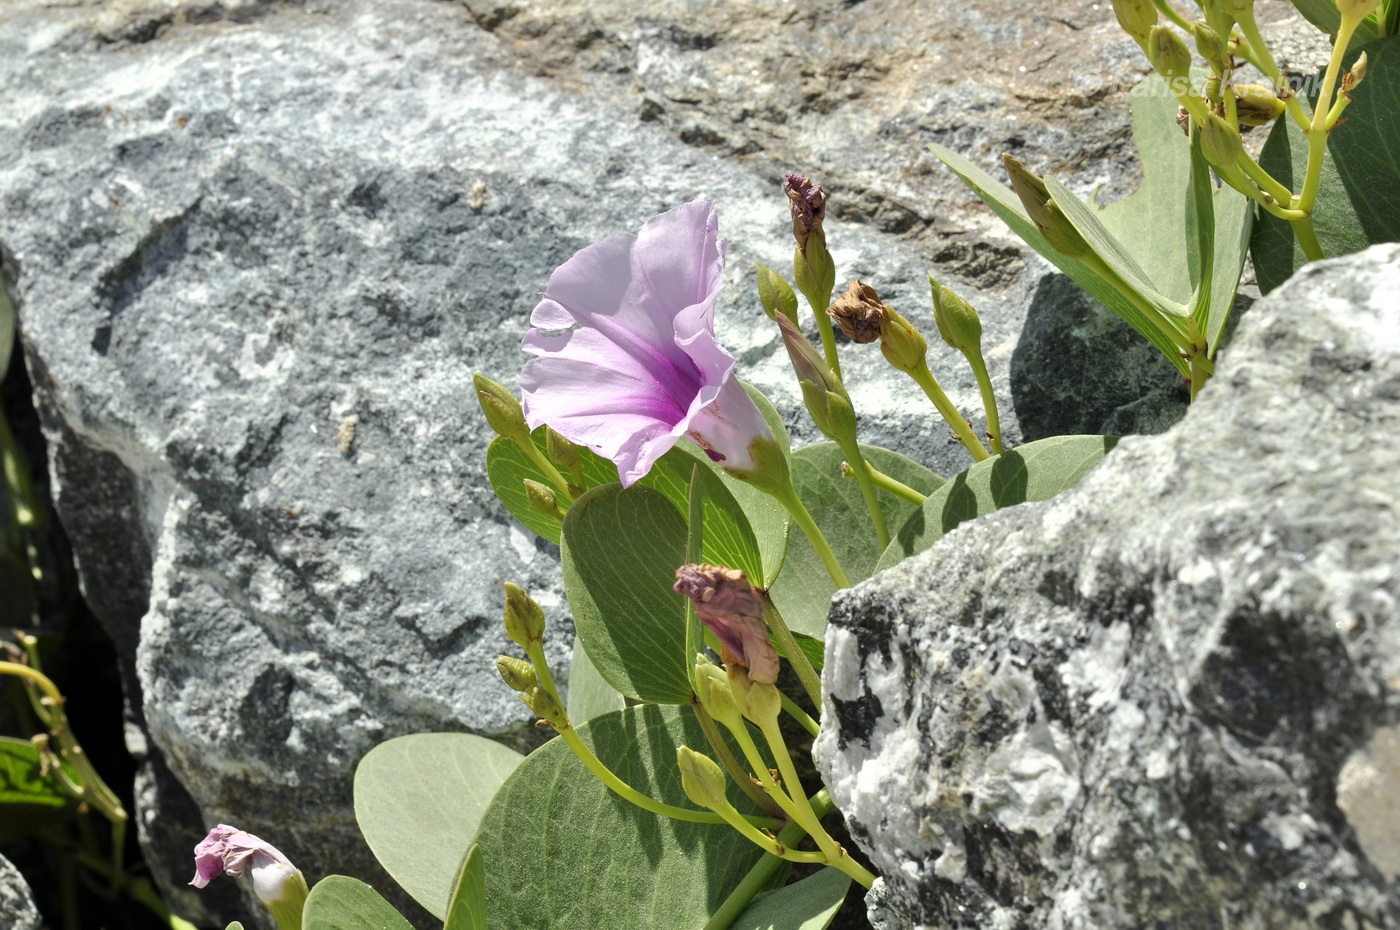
[834,439,889,551]
[756,717,877,889]
[760,593,823,709]
[1297,12,1363,218]
[558,725,778,827]
[771,484,850,588]
[701,816,818,930]
[780,691,820,737]
[815,312,842,383]
[854,464,926,505]
[693,699,786,819]
[965,349,1003,454]
[514,435,574,502]
[1152,0,1192,33]
[129,877,200,930]
[1293,216,1326,263]
[905,362,990,462]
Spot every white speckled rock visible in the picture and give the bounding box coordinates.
[816,245,1400,930]
[0,853,40,930]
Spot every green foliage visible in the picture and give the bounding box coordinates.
[730,868,851,930]
[353,734,523,919]
[1253,37,1400,292]
[878,435,1119,571]
[474,705,770,930]
[486,429,617,544]
[302,875,415,930]
[930,74,1252,373]
[0,736,79,842]
[768,443,942,637]
[443,845,487,930]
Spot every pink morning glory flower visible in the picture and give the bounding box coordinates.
[191,824,302,907]
[520,201,776,487]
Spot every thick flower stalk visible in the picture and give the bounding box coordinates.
[520,201,779,489]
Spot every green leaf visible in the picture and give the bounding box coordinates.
[486,429,618,545]
[1253,37,1400,292]
[0,737,78,843]
[354,734,524,919]
[303,875,415,930]
[1093,74,1252,352]
[877,435,1119,572]
[768,444,942,637]
[566,635,625,725]
[443,845,487,930]
[639,447,763,582]
[929,141,1191,376]
[563,483,691,704]
[0,277,14,377]
[475,705,769,930]
[223,923,246,930]
[1285,0,1382,48]
[731,868,851,930]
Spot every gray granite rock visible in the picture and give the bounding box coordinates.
[0,853,41,930]
[816,243,1400,929]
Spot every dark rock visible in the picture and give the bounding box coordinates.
[0,853,40,930]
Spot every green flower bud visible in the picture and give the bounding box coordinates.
[1191,21,1229,72]
[877,306,928,376]
[776,314,856,444]
[1002,156,1092,259]
[1199,112,1246,172]
[1147,25,1193,84]
[545,427,579,469]
[722,433,792,499]
[929,277,983,353]
[522,686,565,724]
[503,582,546,649]
[676,746,729,811]
[694,660,744,730]
[523,479,565,520]
[1112,0,1158,45]
[496,655,538,693]
[743,682,782,726]
[473,373,529,441]
[755,262,800,326]
[1232,83,1287,126]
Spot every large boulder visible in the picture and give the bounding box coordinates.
[0,853,41,930]
[816,244,1400,929]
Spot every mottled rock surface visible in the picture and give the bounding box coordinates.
[0,853,41,930]
[816,244,1400,929]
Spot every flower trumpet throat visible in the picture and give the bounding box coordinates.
[520,201,779,488]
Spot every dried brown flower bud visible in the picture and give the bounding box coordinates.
[782,173,826,253]
[674,564,779,685]
[826,280,886,344]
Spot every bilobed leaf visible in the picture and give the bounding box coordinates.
[1253,37,1400,292]
[928,143,1190,375]
[443,845,487,930]
[486,429,617,544]
[768,444,942,638]
[877,435,1118,572]
[731,868,851,930]
[563,484,692,704]
[566,635,625,725]
[302,875,415,930]
[354,734,524,919]
[475,705,769,930]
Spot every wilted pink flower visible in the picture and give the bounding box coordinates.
[521,201,776,487]
[191,824,299,905]
[674,563,779,685]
